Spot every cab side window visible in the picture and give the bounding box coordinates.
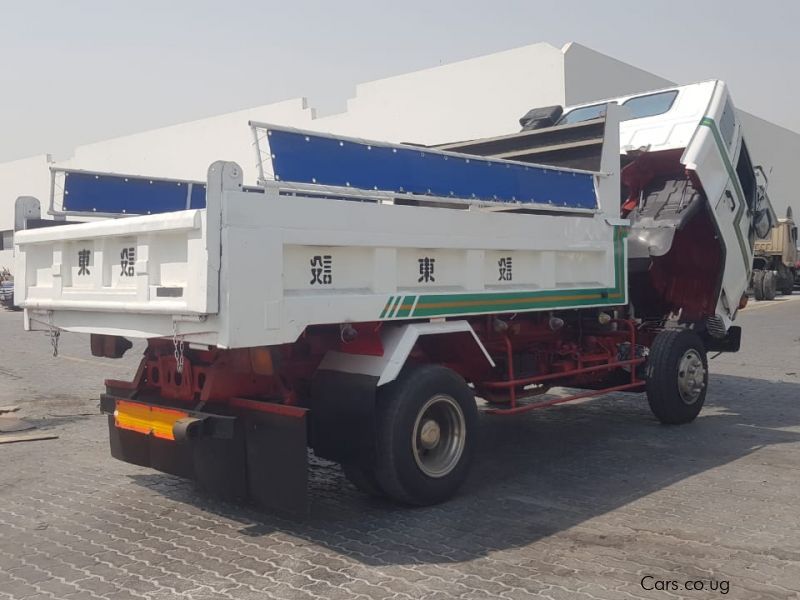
[557,102,613,125]
[621,90,678,121]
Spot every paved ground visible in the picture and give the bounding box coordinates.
[1,296,799,600]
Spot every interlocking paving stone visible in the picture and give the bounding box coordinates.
[1,296,800,599]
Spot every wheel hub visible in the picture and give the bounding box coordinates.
[677,349,705,405]
[419,419,441,449]
[412,394,466,478]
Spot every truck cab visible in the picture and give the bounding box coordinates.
[556,81,774,336]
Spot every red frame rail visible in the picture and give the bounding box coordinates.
[484,319,645,415]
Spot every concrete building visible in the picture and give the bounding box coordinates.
[1,41,798,270]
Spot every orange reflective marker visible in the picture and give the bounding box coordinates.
[114,400,188,441]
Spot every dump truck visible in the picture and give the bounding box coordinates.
[14,80,773,512]
[751,207,797,299]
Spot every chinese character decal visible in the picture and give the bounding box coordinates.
[310,255,333,285]
[418,257,436,283]
[77,249,91,276]
[120,247,135,277]
[498,256,513,281]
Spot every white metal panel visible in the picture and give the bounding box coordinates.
[216,181,623,348]
[318,321,494,386]
[15,205,215,315]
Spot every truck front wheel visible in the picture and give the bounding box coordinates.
[374,364,477,505]
[646,329,708,424]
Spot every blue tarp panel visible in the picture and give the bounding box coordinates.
[267,128,597,209]
[62,171,207,214]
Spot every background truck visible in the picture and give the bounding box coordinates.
[751,207,797,300]
[13,80,773,513]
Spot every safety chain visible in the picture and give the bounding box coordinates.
[172,320,185,374]
[46,311,60,357]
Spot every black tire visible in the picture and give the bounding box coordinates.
[646,329,708,425]
[374,364,477,506]
[752,270,765,301]
[777,266,794,295]
[342,463,385,497]
[762,271,777,301]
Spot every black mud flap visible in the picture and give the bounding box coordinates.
[310,370,378,464]
[101,394,309,515]
[241,404,308,515]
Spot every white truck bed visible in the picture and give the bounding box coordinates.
[15,158,626,348]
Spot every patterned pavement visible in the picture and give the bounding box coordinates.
[1,296,799,599]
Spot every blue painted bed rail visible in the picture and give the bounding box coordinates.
[59,170,208,215]
[266,127,598,210]
[55,126,599,215]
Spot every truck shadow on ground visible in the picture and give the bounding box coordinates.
[130,373,800,565]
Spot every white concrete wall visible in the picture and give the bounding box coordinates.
[562,42,674,105]
[316,43,565,145]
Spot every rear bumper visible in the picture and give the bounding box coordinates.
[100,394,308,514]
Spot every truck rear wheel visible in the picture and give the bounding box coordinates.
[752,270,765,300]
[646,329,708,424]
[374,364,477,505]
[342,463,385,497]
[762,270,777,300]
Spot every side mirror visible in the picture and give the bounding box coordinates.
[754,164,770,186]
[752,170,776,240]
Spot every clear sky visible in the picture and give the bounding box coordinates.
[1,0,798,162]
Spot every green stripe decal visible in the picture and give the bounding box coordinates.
[388,295,403,318]
[699,117,751,278]
[411,291,620,317]
[378,296,394,319]
[395,295,416,318]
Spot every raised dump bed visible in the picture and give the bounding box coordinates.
[17,110,624,346]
